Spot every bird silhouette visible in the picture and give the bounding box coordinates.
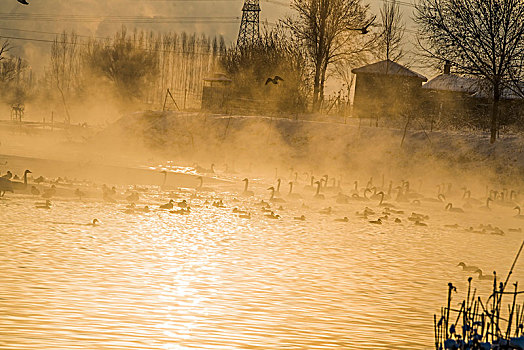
[265,76,284,85]
[348,15,376,34]
[17,0,29,4]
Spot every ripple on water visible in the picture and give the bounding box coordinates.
[0,192,522,349]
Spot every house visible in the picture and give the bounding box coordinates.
[422,63,524,128]
[351,60,427,120]
[201,73,232,112]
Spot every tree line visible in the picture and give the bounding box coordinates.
[0,0,523,142]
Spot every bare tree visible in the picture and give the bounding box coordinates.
[284,0,370,112]
[415,0,524,143]
[378,0,405,62]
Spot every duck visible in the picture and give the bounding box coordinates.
[414,220,427,227]
[170,208,191,215]
[268,186,286,203]
[35,200,51,209]
[445,203,464,213]
[319,207,332,215]
[87,219,99,226]
[160,199,175,209]
[294,215,306,221]
[335,217,349,222]
[2,171,12,179]
[265,211,280,219]
[241,178,254,197]
[369,218,382,224]
[233,207,249,215]
[457,262,480,272]
[31,186,40,196]
[239,212,251,219]
[42,185,57,199]
[394,218,402,223]
[134,206,149,213]
[514,206,524,219]
[475,269,495,281]
[177,200,188,208]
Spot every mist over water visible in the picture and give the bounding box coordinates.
[1,110,524,349]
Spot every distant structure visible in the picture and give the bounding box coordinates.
[422,62,524,128]
[351,60,427,120]
[201,73,232,112]
[237,0,261,48]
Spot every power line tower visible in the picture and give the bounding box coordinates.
[236,0,261,48]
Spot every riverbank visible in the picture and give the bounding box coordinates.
[97,111,524,190]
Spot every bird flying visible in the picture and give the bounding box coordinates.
[265,76,284,85]
[17,0,29,4]
[348,15,376,34]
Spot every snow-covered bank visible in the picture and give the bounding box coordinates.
[97,111,524,190]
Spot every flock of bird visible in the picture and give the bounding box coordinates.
[1,162,520,281]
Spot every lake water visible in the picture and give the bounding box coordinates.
[1,171,523,349]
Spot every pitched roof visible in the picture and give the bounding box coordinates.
[351,60,427,81]
[424,74,524,100]
[422,74,479,93]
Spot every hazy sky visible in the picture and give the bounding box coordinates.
[0,0,419,73]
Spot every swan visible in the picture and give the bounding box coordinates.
[194,163,215,174]
[475,269,495,281]
[196,176,213,192]
[335,192,349,204]
[445,203,464,213]
[378,191,395,207]
[160,199,175,209]
[241,178,254,197]
[335,217,349,222]
[479,198,492,211]
[287,181,303,199]
[421,193,446,203]
[457,262,480,271]
[267,186,286,203]
[75,188,85,200]
[313,181,325,200]
[126,192,139,203]
[0,177,14,197]
[275,178,282,194]
[294,215,306,221]
[10,170,32,191]
[303,176,315,191]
